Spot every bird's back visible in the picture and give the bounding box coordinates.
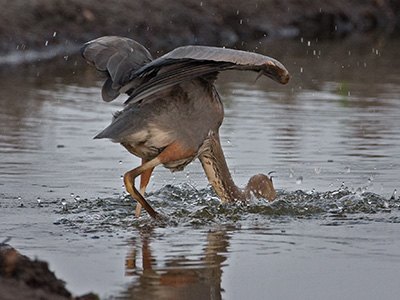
[95,77,224,161]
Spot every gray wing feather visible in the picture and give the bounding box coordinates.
[124,45,290,104]
[82,37,290,105]
[145,45,286,69]
[94,109,141,140]
[81,36,153,102]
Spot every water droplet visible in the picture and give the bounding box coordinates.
[37,197,41,205]
[307,41,311,46]
[314,167,321,174]
[345,166,351,173]
[70,193,74,198]
[45,40,49,46]
[289,168,294,178]
[296,176,303,184]
[61,198,67,210]
[300,67,303,73]
[74,195,81,202]
[119,160,123,165]
[53,31,57,37]
[390,189,397,200]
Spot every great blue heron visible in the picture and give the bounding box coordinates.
[81,36,290,218]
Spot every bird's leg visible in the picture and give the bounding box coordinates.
[124,158,161,218]
[124,141,195,218]
[135,159,155,217]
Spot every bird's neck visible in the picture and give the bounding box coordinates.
[199,132,247,203]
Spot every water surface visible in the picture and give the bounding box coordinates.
[1,36,400,299]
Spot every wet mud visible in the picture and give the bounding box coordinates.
[0,244,97,300]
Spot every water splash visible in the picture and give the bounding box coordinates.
[61,198,68,211]
[53,184,400,234]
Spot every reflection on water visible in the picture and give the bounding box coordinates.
[122,228,228,300]
[1,36,400,300]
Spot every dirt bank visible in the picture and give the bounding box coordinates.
[0,243,97,300]
[1,0,399,62]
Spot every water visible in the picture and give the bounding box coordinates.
[1,36,400,299]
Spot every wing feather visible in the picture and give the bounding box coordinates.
[124,61,233,104]
[81,37,290,104]
[123,45,290,104]
[81,36,153,102]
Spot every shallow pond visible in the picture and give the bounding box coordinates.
[1,36,400,300]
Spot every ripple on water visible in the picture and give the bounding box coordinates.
[52,184,400,234]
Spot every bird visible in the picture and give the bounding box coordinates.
[81,36,290,218]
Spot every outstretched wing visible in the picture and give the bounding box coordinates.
[81,36,290,104]
[81,36,153,102]
[124,45,290,104]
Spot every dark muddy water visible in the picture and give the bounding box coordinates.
[1,36,400,300]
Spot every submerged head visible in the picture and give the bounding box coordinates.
[244,173,276,202]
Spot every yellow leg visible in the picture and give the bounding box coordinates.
[124,158,161,218]
[124,141,195,218]
[135,160,155,217]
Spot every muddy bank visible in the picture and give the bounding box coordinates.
[0,0,399,63]
[0,243,97,300]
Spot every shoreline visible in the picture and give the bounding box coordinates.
[1,0,399,65]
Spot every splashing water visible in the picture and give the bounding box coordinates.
[53,184,400,234]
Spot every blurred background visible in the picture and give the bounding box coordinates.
[1,0,399,62]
